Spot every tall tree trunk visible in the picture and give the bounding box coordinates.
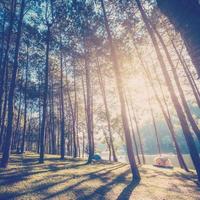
[135,0,200,181]
[146,65,189,171]
[65,71,77,158]
[15,84,23,153]
[37,81,41,154]
[152,26,200,143]
[130,102,145,164]
[150,54,189,171]
[60,40,65,159]
[21,45,29,153]
[73,64,78,158]
[100,0,140,180]
[50,73,56,154]
[0,0,16,126]
[1,0,25,168]
[84,42,94,164]
[133,41,187,170]
[103,130,112,161]
[171,40,200,109]
[147,90,162,156]
[90,78,95,156]
[27,118,32,151]
[39,24,50,163]
[0,62,9,150]
[96,56,118,162]
[125,95,141,165]
[81,73,87,158]
[0,9,6,72]
[76,103,80,157]
[181,56,200,101]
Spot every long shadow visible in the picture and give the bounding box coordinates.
[1,153,135,199]
[0,155,90,184]
[0,158,90,186]
[0,162,126,199]
[75,169,132,200]
[0,163,90,186]
[116,180,140,200]
[41,165,127,200]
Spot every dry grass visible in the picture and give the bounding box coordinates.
[0,152,199,200]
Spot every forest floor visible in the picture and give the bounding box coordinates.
[0,152,199,200]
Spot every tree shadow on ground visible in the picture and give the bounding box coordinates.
[42,168,134,200]
[0,153,131,200]
[116,180,140,200]
[2,154,198,200]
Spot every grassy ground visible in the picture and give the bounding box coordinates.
[0,152,199,200]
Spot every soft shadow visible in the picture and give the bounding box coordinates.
[116,179,140,200]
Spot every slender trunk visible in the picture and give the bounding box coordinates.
[148,92,162,156]
[133,37,188,170]
[0,63,9,150]
[81,73,87,158]
[185,65,200,99]
[0,0,16,122]
[37,81,41,154]
[90,79,95,155]
[125,94,141,165]
[73,64,78,157]
[152,25,200,143]
[60,40,65,159]
[39,24,50,163]
[76,102,80,157]
[21,46,29,153]
[50,74,56,154]
[15,87,22,153]
[82,130,85,158]
[84,42,94,163]
[100,0,140,180]
[96,56,118,162]
[1,0,25,168]
[135,0,200,180]
[58,97,62,155]
[103,131,112,161]
[130,103,145,164]
[49,85,52,153]
[147,66,189,171]
[172,40,200,109]
[65,71,77,158]
[0,10,6,73]
[27,119,32,151]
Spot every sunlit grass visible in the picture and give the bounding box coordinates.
[0,152,199,200]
